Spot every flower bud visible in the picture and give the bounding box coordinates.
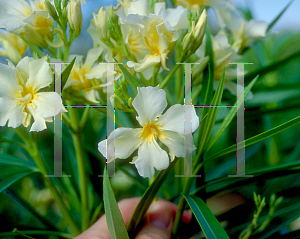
[0,32,27,64]
[45,0,59,21]
[92,7,109,40]
[193,9,207,44]
[111,94,126,111]
[107,6,123,44]
[22,25,47,48]
[68,0,83,37]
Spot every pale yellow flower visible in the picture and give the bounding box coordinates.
[64,47,109,103]
[221,10,267,53]
[195,33,250,97]
[0,56,66,131]
[117,0,188,72]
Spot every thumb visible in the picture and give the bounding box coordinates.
[135,201,173,239]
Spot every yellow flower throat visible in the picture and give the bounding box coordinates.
[140,123,166,143]
[16,85,37,107]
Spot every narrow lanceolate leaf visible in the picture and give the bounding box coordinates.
[61,57,76,89]
[0,154,38,171]
[196,67,225,159]
[0,171,38,193]
[200,26,214,106]
[245,50,300,83]
[103,172,129,239]
[182,194,230,239]
[206,75,259,152]
[113,57,140,95]
[207,115,300,161]
[127,159,178,236]
[267,0,294,32]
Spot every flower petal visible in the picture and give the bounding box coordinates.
[16,56,35,80]
[0,63,21,98]
[26,56,53,91]
[157,104,199,135]
[159,130,185,158]
[85,63,106,79]
[135,140,169,178]
[132,86,167,126]
[26,105,46,131]
[127,0,148,16]
[32,92,65,118]
[245,20,267,39]
[84,47,103,68]
[98,128,142,161]
[127,54,161,72]
[0,98,25,128]
[83,90,99,103]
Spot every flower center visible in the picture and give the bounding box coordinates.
[70,65,91,89]
[16,85,37,106]
[140,123,165,143]
[143,19,165,55]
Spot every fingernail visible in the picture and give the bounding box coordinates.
[148,203,172,230]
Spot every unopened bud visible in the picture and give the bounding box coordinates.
[107,6,123,44]
[92,7,109,40]
[45,1,59,21]
[111,94,126,111]
[68,0,83,36]
[194,9,207,43]
[127,97,133,108]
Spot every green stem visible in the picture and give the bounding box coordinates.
[79,107,90,130]
[176,64,182,101]
[159,64,181,89]
[19,132,80,236]
[138,72,149,86]
[172,176,194,236]
[151,64,160,86]
[68,106,89,231]
[64,44,70,62]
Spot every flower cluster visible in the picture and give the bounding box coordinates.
[0,0,268,177]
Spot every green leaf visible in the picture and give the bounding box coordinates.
[195,67,225,159]
[113,57,140,95]
[61,56,76,89]
[127,159,178,236]
[200,26,214,106]
[0,230,73,239]
[0,138,26,149]
[103,171,130,239]
[182,194,230,239]
[267,0,294,32]
[245,50,300,83]
[205,75,259,152]
[192,166,300,197]
[0,171,38,193]
[0,154,38,171]
[206,115,300,162]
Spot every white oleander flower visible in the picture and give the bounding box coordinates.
[116,0,188,72]
[64,47,110,103]
[220,10,267,53]
[195,33,249,97]
[0,56,66,131]
[98,86,199,178]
